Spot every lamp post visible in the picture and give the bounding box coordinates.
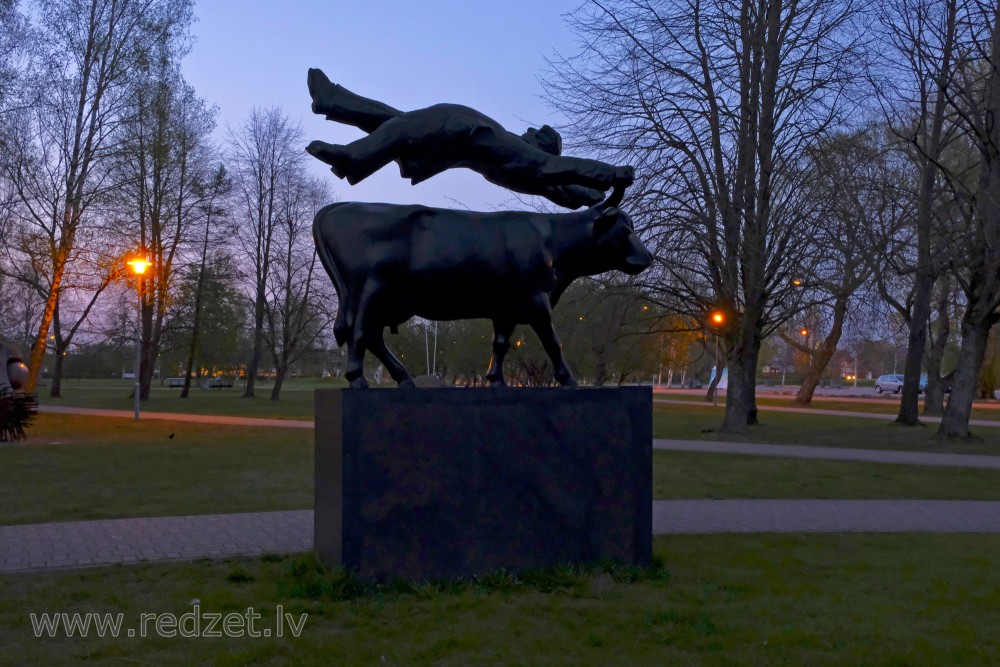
[709,310,725,406]
[127,257,150,421]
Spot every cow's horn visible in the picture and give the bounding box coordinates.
[603,185,626,209]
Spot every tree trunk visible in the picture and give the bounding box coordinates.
[50,345,65,398]
[138,294,155,401]
[744,343,760,425]
[721,316,761,433]
[978,326,997,400]
[705,359,725,402]
[24,252,67,393]
[897,272,933,425]
[923,276,951,415]
[49,302,63,398]
[244,280,268,399]
[794,293,848,405]
[794,346,831,405]
[180,346,196,398]
[270,364,287,401]
[593,347,608,386]
[182,234,213,399]
[722,352,756,433]
[938,318,990,438]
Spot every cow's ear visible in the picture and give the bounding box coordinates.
[595,207,618,234]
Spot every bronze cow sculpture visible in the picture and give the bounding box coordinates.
[313,187,651,388]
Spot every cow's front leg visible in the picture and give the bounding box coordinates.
[485,319,515,387]
[529,311,577,387]
[344,336,369,389]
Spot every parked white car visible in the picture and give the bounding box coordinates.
[874,374,904,394]
[875,374,928,394]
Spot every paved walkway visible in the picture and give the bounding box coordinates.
[0,511,311,573]
[654,500,1000,533]
[8,499,1000,573]
[654,439,1000,469]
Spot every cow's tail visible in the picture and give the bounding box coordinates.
[313,203,353,347]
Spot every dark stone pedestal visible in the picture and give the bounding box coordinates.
[314,387,651,581]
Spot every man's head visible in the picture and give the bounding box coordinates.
[521,125,563,156]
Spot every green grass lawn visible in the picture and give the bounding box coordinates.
[654,450,1000,499]
[2,534,999,665]
[653,402,1000,454]
[0,415,311,525]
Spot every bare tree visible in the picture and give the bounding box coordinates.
[781,129,902,403]
[937,1,1000,438]
[546,0,869,432]
[110,58,215,400]
[179,164,229,398]
[263,171,333,400]
[228,106,305,398]
[874,0,965,425]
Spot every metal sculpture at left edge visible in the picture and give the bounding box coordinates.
[0,342,36,441]
[306,68,652,388]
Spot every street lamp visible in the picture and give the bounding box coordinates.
[709,310,725,406]
[127,257,150,421]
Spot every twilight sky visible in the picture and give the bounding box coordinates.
[181,0,586,210]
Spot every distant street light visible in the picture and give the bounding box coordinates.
[128,257,150,421]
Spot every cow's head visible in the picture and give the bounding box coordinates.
[591,187,652,275]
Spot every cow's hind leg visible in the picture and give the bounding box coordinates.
[366,326,416,388]
[485,319,516,387]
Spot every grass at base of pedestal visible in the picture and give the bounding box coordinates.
[3,534,999,665]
